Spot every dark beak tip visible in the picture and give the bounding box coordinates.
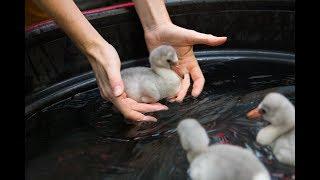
[170,62,178,66]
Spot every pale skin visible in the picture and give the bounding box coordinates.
[33,0,227,122]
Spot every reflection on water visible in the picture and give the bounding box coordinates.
[26,59,295,180]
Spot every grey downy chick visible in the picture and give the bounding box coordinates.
[177,118,270,180]
[121,45,181,103]
[247,92,295,166]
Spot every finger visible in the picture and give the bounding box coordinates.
[190,65,205,97]
[96,77,113,100]
[166,96,177,102]
[103,63,124,97]
[113,97,163,122]
[175,73,191,102]
[131,102,169,113]
[168,98,176,103]
[186,29,227,46]
[124,110,158,122]
[91,62,113,100]
[172,64,189,78]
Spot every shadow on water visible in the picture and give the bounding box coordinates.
[26,56,295,180]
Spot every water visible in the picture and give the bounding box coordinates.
[26,59,295,180]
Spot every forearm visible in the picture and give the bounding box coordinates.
[33,0,107,56]
[132,0,172,32]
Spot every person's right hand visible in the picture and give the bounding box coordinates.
[86,41,168,122]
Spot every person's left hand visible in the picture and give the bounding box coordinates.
[144,23,227,102]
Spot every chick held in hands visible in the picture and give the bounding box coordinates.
[121,45,190,103]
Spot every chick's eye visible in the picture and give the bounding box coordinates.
[259,108,266,114]
[166,59,171,63]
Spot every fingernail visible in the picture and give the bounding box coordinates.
[160,106,169,111]
[192,92,200,98]
[143,117,157,122]
[113,86,122,96]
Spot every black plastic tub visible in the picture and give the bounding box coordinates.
[25,0,295,180]
[25,0,295,97]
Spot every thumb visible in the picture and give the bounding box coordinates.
[105,65,124,97]
[186,29,227,46]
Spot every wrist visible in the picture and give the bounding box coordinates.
[144,22,175,50]
[84,39,112,63]
[133,0,172,32]
[142,15,172,33]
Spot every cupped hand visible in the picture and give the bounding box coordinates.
[144,23,227,101]
[87,41,168,122]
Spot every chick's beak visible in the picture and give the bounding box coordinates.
[169,60,179,66]
[247,107,263,120]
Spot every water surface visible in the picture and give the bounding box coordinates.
[26,59,295,180]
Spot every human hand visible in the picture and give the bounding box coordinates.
[144,23,227,101]
[87,41,168,122]
[33,0,168,122]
